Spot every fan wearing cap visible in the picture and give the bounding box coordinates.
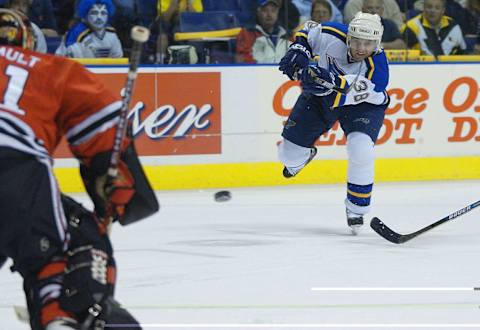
[277,13,390,234]
[235,0,291,63]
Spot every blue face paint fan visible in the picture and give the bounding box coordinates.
[76,0,116,21]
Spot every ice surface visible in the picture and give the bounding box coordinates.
[1,181,479,329]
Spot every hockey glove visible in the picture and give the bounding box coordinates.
[81,152,135,223]
[300,65,346,95]
[97,160,135,221]
[279,39,312,81]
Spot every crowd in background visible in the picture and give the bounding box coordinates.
[1,0,479,63]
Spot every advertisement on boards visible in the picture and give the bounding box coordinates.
[54,71,221,158]
[53,64,480,165]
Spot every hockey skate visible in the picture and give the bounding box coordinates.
[283,147,318,178]
[346,208,364,235]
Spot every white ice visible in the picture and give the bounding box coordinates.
[1,181,479,329]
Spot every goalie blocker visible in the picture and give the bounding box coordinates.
[81,141,159,226]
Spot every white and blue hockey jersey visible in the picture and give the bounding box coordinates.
[55,22,123,58]
[298,21,389,108]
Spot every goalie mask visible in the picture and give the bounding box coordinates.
[0,9,35,50]
[347,12,383,61]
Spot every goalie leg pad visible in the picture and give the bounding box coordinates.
[59,195,115,316]
[23,259,73,330]
[92,297,141,329]
[60,196,140,329]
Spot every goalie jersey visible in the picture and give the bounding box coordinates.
[0,45,122,163]
[298,21,389,108]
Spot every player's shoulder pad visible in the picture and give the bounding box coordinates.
[364,49,389,92]
[320,22,348,43]
[65,22,92,47]
[294,20,318,39]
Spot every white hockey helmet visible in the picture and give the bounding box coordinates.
[347,12,383,50]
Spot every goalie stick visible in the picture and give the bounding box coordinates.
[370,199,480,244]
[107,26,149,181]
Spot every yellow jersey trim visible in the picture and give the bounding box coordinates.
[322,26,347,38]
[333,76,347,108]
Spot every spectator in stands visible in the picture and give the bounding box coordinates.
[293,0,343,23]
[362,0,406,49]
[277,0,301,33]
[409,0,476,36]
[236,0,290,63]
[401,0,466,56]
[311,0,333,23]
[56,0,123,58]
[7,0,47,52]
[344,0,404,28]
[155,0,203,63]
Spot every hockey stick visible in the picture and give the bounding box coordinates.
[370,200,480,244]
[107,26,150,180]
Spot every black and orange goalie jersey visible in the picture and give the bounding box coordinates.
[0,45,123,163]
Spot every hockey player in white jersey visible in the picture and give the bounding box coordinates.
[278,12,390,234]
[56,0,123,58]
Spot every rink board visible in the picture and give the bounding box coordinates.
[53,64,480,192]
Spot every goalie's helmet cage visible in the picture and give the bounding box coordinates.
[0,9,35,50]
[347,12,384,51]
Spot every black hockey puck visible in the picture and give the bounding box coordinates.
[214,190,231,202]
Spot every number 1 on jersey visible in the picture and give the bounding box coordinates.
[1,65,29,115]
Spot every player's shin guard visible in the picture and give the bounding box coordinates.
[278,139,317,178]
[345,132,374,233]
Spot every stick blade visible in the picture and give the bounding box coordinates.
[370,217,405,244]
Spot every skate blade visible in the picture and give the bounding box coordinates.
[349,225,363,235]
